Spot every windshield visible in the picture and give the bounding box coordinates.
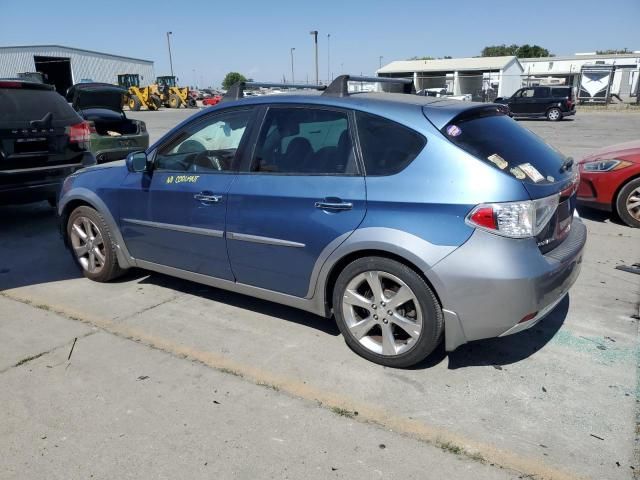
[442,112,571,185]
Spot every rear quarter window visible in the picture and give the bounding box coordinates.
[356,111,426,175]
[551,88,571,98]
[0,88,80,128]
[443,112,570,184]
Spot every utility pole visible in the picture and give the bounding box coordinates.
[166,31,174,76]
[290,47,295,84]
[310,30,319,85]
[327,33,331,83]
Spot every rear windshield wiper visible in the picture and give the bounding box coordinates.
[561,157,574,172]
[30,112,53,130]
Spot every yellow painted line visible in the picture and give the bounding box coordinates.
[1,289,585,480]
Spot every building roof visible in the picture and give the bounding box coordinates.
[520,53,640,63]
[0,45,153,64]
[378,56,520,74]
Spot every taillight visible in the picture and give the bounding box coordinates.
[68,121,91,143]
[566,99,573,109]
[466,194,559,238]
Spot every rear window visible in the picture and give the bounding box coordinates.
[0,88,80,128]
[443,112,569,184]
[551,87,572,98]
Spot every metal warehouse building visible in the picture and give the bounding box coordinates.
[0,45,155,95]
[377,56,523,101]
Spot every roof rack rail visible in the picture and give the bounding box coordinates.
[221,81,326,103]
[323,75,415,97]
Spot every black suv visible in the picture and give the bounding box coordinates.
[495,86,576,121]
[0,80,95,206]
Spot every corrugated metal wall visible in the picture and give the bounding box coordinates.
[0,46,154,84]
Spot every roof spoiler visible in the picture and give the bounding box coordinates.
[322,75,415,97]
[222,81,326,102]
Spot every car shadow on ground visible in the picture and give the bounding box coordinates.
[576,205,626,226]
[0,202,84,290]
[515,118,575,122]
[137,271,341,337]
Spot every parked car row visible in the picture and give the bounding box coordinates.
[1,79,148,205]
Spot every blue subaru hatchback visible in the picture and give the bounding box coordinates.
[59,76,586,367]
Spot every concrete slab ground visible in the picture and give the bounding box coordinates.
[1,109,639,479]
[0,299,515,480]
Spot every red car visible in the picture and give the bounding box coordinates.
[202,95,222,106]
[577,140,640,228]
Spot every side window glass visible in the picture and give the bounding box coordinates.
[251,107,357,175]
[356,111,426,176]
[534,87,550,98]
[521,88,535,98]
[155,109,252,173]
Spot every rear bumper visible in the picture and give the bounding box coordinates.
[0,153,95,205]
[90,133,149,163]
[431,218,587,351]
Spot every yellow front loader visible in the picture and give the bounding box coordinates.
[117,74,162,111]
[155,76,197,108]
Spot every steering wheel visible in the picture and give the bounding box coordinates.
[192,150,223,171]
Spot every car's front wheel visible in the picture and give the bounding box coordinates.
[547,107,562,121]
[67,206,125,282]
[333,257,443,368]
[616,177,640,228]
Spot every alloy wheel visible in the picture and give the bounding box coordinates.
[70,216,106,274]
[341,270,423,356]
[626,186,640,221]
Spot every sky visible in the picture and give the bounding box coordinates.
[1,0,639,88]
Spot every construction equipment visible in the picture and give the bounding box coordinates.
[155,76,197,108]
[117,74,162,111]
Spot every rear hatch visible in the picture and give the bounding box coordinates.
[425,104,579,253]
[0,81,85,175]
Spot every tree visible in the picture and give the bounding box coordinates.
[222,72,247,90]
[481,44,551,58]
[408,56,435,61]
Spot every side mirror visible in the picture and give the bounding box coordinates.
[126,151,149,173]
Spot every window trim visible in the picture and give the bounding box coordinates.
[152,107,257,174]
[238,104,364,177]
[353,110,427,177]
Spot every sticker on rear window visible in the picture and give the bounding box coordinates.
[446,125,462,137]
[487,153,508,169]
[510,166,526,180]
[518,163,544,183]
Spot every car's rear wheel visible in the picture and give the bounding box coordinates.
[169,94,181,108]
[67,206,125,282]
[333,257,443,368]
[547,107,562,121]
[616,177,640,228]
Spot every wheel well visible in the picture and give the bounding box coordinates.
[324,249,443,315]
[611,173,640,212]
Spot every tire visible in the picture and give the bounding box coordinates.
[615,177,640,228]
[67,206,125,282]
[129,96,141,111]
[546,107,562,121]
[168,94,181,108]
[188,97,197,108]
[150,95,162,110]
[332,256,443,368]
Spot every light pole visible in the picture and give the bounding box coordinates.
[166,31,174,77]
[379,55,383,70]
[327,33,331,83]
[310,30,319,85]
[290,47,295,84]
